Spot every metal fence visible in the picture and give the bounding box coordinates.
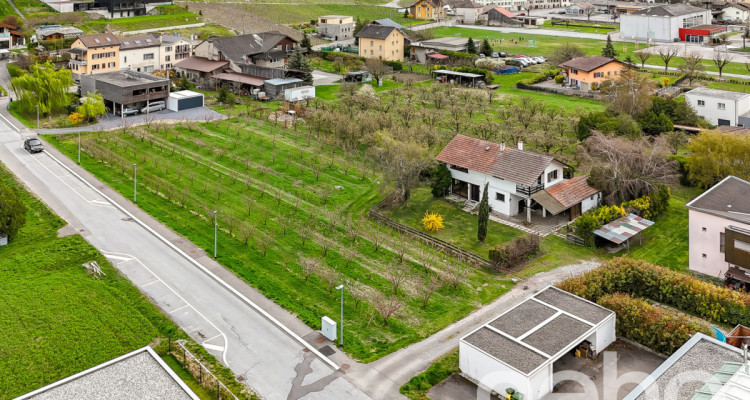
[171,340,239,400]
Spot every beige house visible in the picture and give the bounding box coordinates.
[69,33,120,79]
[355,24,406,61]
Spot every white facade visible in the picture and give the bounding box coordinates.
[582,193,602,213]
[687,210,750,278]
[620,9,711,42]
[160,38,192,71]
[473,0,526,11]
[685,88,750,127]
[120,46,160,73]
[722,6,750,21]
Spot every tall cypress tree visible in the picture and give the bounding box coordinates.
[477,183,489,242]
[479,38,492,56]
[602,35,618,58]
[466,37,477,54]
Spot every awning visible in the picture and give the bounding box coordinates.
[214,72,266,87]
[174,56,228,73]
[427,53,449,60]
[594,213,654,245]
[726,266,750,284]
[531,190,566,215]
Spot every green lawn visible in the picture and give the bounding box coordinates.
[384,187,522,258]
[706,81,750,93]
[0,0,18,16]
[400,348,459,400]
[209,3,412,26]
[44,111,515,362]
[14,0,53,15]
[161,355,215,400]
[543,20,618,34]
[0,162,177,399]
[491,72,607,113]
[82,6,203,33]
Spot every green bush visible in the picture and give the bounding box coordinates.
[400,349,458,400]
[430,163,452,197]
[571,212,599,247]
[7,63,25,78]
[385,60,403,71]
[554,74,564,84]
[517,68,561,86]
[598,293,711,355]
[489,234,541,270]
[0,181,27,241]
[558,257,750,327]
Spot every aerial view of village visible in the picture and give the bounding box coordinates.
[0,0,749,399]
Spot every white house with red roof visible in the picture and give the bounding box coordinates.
[436,134,601,223]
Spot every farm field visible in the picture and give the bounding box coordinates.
[81,8,203,33]
[45,109,516,362]
[219,3,412,26]
[0,163,177,399]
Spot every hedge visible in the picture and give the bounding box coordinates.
[558,257,750,326]
[598,293,711,355]
[517,68,561,87]
[489,234,541,270]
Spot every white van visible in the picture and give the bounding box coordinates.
[140,101,166,114]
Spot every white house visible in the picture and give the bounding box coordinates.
[460,286,616,400]
[620,4,711,42]
[159,34,193,72]
[436,134,601,223]
[119,34,161,73]
[721,3,750,22]
[472,0,526,11]
[686,176,750,286]
[685,87,750,127]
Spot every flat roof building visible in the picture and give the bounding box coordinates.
[80,70,169,113]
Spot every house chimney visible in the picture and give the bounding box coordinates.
[518,140,524,151]
[500,142,506,151]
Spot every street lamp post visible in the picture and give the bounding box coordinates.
[335,284,344,347]
[35,105,39,130]
[132,163,137,203]
[213,210,218,259]
[77,132,81,164]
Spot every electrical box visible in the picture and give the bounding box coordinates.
[321,316,337,341]
[0,234,7,247]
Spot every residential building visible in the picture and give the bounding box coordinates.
[559,56,624,91]
[355,24,406,61]
[486,7,519,26]
[436,134,601,223]
[80,70,169,115]
[16,346,199,400]
[473,0,526,10]
[446,0,484,23]
[34,25,83,41]
[409,0,447,20]
[0,23,26,50]
[722,3,750,21]
[685,87,750,127]
[678,24,727,42]
[619,4,711,42]
[624,333,750,400]
[159,34,193,71]
[174,56,229,81]
[460,286,616,400]
[525,0,571,10]
[317,15,355,41]
[193,32,299,72]
[69,32,120,80]
[409,36,479,62]
[40,0,170,19]
[686,176,750,280]
[118,34,161,73]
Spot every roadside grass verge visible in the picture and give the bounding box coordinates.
[0,162,178,399]
[399,348,459,400]
[44,114,515,362]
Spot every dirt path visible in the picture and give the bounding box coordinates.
[8,0,26,20]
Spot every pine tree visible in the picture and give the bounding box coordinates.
[466,37,477,54]
[479,38,492,56]
[602,35,617,58]
[301,33,312,53]
[287,49,314,85]
[477,183,489,242]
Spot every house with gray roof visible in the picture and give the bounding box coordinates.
[194,32,300,71]
[460,286,616,400]
[436,134,601,223]
[685,87,750,127]
[620,3,711,42]
[686,176,750,287]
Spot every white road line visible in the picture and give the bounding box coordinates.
[30,154,112,207]
[0,112,20,132]
[169,304,190,314]
[43,150,341,371]
[203,343,225,352]
[142,279,162,287]
[202,333,223,343]
[103,254,132,262]
[100,250,230,366]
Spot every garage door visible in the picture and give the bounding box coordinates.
[718,119,731,126]
[178,96,203,110]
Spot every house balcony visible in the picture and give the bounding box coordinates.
[516,183,544,197]
[70,59,87,66]
[130,90,169,103]
[0,32,10,38]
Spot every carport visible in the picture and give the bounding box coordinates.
[432,70,484,87]
[593,213,654,250]
[459,286,616,400]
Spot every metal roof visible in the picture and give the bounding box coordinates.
[593,213,654,244]
[433,69,484,78]
[265,78,302,85]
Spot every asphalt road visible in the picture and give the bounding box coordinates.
[0,108,370,400]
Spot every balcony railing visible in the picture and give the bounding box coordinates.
[516,183,544,197]
[70,59,87,66]
[0,32,10,38]
[130,90,168,103]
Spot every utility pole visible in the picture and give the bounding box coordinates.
[35,105,39,130]
[336,284,344,347]
[77,132,81,164]
[132,163,137,203]
[213,210,218,259]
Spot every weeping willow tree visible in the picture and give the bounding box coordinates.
[11,61,73,115]
[77,92,107,122]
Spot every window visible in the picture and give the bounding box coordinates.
[547,169,558,182]
[720,232,725,253]
[101,63,105,68]
[496,193,505,202]
[379,45,382,51]
[450,165,469,173]
[92,64,99,70]
[92,53,99,59]
[736,239,750,252]
[702,227,707,232]
[371,40,374,47]
[697,100,705,106]
[702,253,707,258]
[124,56,127,63]
[593,72,603,78]
[370,50,373,56]
[165,46,172,52]
[718,103,726,110]
[108,62,116,68]
[143,53,154,60]
[572,69,578,75]
[165,55,171,61]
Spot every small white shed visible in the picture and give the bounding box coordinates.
[167,90,204,112]
[284,85,315,102]
[459,286,616,400]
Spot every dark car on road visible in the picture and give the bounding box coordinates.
[23,138,44,153]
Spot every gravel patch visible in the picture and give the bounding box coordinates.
[489,299,557,338]
[464,328,548,375]
[534,286,612,324]
[24,349,196,400]
[522,314,592,357]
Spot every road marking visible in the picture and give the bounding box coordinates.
[31,154,112,208]
[103,254,132,262]
[142,279,162,287]
[0,112,20,132]
[202,333,222,343]
[100,250,230,366]
[202,343,225,352]
[169,304,190,314]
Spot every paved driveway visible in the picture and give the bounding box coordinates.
[37,107,227,134]
[312,70,342,86]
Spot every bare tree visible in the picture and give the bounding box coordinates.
[365,58,391,85]
[256,233,272,257]
[342,246,358,268]
[678,52,705,84]
[298,255,321,281]
[417,246,435,274]
[508,96,545,134]
[582,4,597,22]
[347,279,367,309]
[392,234,410,264]
[368,225,389,252]
[657,46,679,73]
[385,263,409,294]
[297,221,314,247]
[417,275,442,308]
[317,263,340,294]
[600,68,655,117]
[635,51,651,68]
[371,292,404,326]
[712,49,734,78]
[371,137,433,202]
[441,262,469,290]
[345,215,362,243]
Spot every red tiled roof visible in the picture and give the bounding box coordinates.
[559,56,621,72]
[492,7,516,18]
[545,175,600,209]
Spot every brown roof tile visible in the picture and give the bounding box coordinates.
[559,56,621,72]
[546,175,600,209]
[174,56,228,73]
[76,32,119,48]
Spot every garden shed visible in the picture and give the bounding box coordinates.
[460,286,616,400]
[593,213,654,249]
[263,78,304,100]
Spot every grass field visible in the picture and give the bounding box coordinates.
[45,110,516,362]
[0,163,178,399]
[82,10,203,33]
[14,0,53,15]
[231,4,412,26]
[0,0,17,16]
[543,20,618,34]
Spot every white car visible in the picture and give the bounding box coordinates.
[535,56,547,63]
[140,100,166,114]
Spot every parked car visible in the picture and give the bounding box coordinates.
[536,56,547,62]
[491,52,499,58]
[140,101,166,114]
[120,107,139,116]
[532,57,546,64]
[478,53,486,58]
[499,51,506,57]
[23,138,44,153]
